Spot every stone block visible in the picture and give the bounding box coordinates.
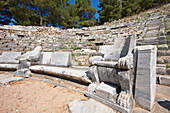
[29,65,91,84]
[50,52,72,67]
[157,50,166,56]
[135,45,157,111]
[68,99,116,113]
[0,52,21,64]
[39,52,53,65]
[0,64,18,71]
[157,44,168,50]
[0,77,24,86]
[166,68,170,75]
[156,64,166,75]
[14,68,31,78]
[158,40,167,44]
[159,75,170,86]
[95,82,117,100]
[165,50,170,56]
[164,58,170,63]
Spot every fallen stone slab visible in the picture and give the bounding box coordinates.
[0,74,13,80]
[68,99,116,113]
[0,77,24,86]
[0,64,18,71]
[85,92,131,113]
[29,65,91,84]
[14,68,31,78]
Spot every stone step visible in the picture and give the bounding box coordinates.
[157,75,170,86]
[157,50,170,56]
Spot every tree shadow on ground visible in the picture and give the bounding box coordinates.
[158,100,170,111]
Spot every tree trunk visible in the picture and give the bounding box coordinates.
[39,10,42,26]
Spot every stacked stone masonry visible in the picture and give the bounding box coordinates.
[0,4,170,79]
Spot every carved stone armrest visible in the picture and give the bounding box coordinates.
[118,54,133,69]
[89,56,103,65]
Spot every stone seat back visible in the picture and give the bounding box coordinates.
[0,52,21,64]
[39,52,72,67]
[99,34,136,61]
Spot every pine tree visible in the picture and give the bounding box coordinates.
[8,0,39,26]
[31,0,50,26]
[98,0,122,25]
[47,0,80,28]
[0,0,12,25]
[121,0,142,17]
[75,0,97,27]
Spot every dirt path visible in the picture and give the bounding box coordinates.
[0,79,87,113]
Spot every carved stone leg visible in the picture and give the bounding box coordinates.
[18,59,30,70]
[117,70,134,108]
[88,66,100,93]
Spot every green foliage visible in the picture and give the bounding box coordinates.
[99,0,167,24]
[99,0,122,24]
[75,0,97,27]
[0,0,12,25]
[29,73,32,77]
[48,0,80,28]
[8,0,39,25]
[2,0,168,27]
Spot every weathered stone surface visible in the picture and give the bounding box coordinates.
[85,92,131,113]
[0,64,18,71]
[135,45,157,111]
[39,52,53,65]
[29,65,91,83]
[157,44,168,50]
[156,64,166,75]
[68,99,116,113]
[16,46,42,62]
[157,50,166,56]
[0,52,21,64]
[0,77,24,86]
[14,68,31,78]
[164,57,170,63]
[159,75,170,86]
[132,108,150,113]
[50,52,72,67]
[166,68,170,75]
[95,82,117,100]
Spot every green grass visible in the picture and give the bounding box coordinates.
[29,74,32,77]
[157,61,164,64]
[58,80,61,83]
[166,65,170,68]
[166,36,170,41]
[43,50,54,52]
[71,47,81,50]
[89,41,94,44]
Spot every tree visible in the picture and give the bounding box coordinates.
[98,0,122,24]
[47,0,80,28]
[0,0,12,25]
[31,0,50,26]
[8,0,39,26]
[121,0,142,17]
[75,0,97,27]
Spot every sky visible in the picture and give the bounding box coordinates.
[70,0,100,21]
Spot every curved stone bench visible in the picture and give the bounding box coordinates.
[29,52,91,84]
[29,65,91,84]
